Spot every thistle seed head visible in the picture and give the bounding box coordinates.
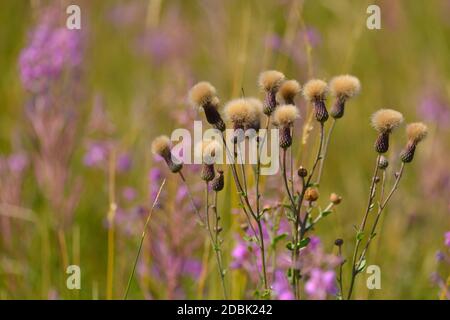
[302,79,328,102]
[277,80,301,105]
[151,135,171,158]
[406,122,428,144]
[371,109,404,133]
[224,98,261,131]
[334,239,344,246]
[272,104,300,127]
[329,75,361,100]
[258,70,285,92]
[400,122,428,163]
[245,97,264,131]
[151,135,182,173]
[188,81,217,108]
[305,188,319,202]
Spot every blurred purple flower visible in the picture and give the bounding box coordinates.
[7,153,29,173]
[117,153,132,172]
[272,270,294,300]
[418,94,450,127]
[19,8,82,94]
[304,268,337,300]
[182,259,203,278]
[445,231,450,247]
[122,186,137,202]
[83,143,109,167]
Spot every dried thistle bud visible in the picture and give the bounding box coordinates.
[334,238,344,246]
[151,135,183,173]
[197,140,222,181]
[258,70,285,115]
[189,81,225,131]
[378,156,389,170]
[400,122,428,163]
[201,164,215,182]
[272,104,300,149]
[305,188,319,202]
[297,166,308,178]
[374,176,380,183]
[211,169,224,191]
[329,75,361,119]
[330,193,342,205]
[303,79,329,122]
[371,109,404,153]
[276,80,301,105]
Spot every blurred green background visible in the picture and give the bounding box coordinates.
[0,0,449,299]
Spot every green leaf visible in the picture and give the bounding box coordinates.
[356,231,364,241]
[272,233,287,246]
[286,242,295,251]
[320,210,333,217]
[298,237,310,249]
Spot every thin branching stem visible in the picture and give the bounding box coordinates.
[124,179,166,299]
[347,154,381,299]
[205,182,228,299]
[316,118,336,184]
[356,163,406,270]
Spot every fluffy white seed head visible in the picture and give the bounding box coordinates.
[258,70,285,92]
[224,98,255,126]
[277,80,301,103]
[188,81,217,108]
[329,75,361,99]
[151,135,171,156]
[272,104,300,127]
[302,79,328,101]
[406,122,428,144]
[371,109,404,133]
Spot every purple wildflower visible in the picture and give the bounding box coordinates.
[305,268,337,300]
[445,231,450,247]
[83,143,109,167]
[19,7,82,94]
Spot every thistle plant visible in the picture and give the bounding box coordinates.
[346,113,427,299]
[149,70,428,300]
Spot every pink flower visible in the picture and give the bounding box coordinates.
[305,268,337,300]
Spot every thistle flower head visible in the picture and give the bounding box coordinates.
[371,109,404,133]
[277,80,301,104]
[329,75,361,99]
[406,122,428,144]
[188,81,217,108]
[302,79,328,102]
[246,97,264,130]
[258,70,285,92]
[151,135,171,157]
[224,98,258,129]
[272,104,300,127]
[151,135,182,173]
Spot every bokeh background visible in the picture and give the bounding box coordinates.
[0,0,449,299]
